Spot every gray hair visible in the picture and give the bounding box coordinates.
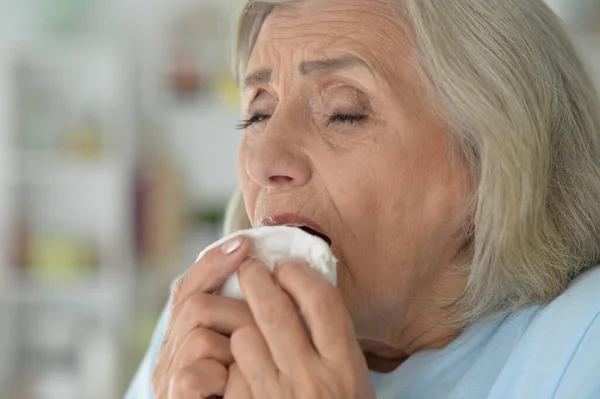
[225,0,600,326]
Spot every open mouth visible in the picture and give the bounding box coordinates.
[259,214,333,247]
[293,225,332,246]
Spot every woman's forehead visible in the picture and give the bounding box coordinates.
[248,0,413,83]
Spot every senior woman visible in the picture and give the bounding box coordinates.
[126,0,600,398]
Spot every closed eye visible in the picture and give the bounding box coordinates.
[238,112,366,129]
[326,113,366,126]
[237,113,271,130]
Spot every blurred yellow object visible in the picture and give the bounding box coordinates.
[212,72,241,110]
[27,235,94,284]
[64,121,104,159]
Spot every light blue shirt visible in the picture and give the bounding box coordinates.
[125,266,600,399]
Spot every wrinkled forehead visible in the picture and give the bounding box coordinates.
[247,0,415,85]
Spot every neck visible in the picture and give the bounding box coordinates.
[358,259,468,373]
[361,331,459,372]
[359,312,460,373]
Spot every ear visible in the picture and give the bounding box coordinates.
[223,187,253,236]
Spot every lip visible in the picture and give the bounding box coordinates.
[258,213,330,242]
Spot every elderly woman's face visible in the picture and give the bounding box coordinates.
[238,0,471,345]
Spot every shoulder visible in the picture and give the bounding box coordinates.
[539,266,600,398]
[490,265,600,399]
[494,265,600,343]
[524,265,600,356]
[538,265,600,329]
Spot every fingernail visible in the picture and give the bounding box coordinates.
[221,237,243,255]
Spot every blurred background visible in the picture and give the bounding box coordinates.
[0,0,598,398]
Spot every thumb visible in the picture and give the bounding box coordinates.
[170,235,252,318]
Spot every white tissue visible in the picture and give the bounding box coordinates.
[196,226,338,300]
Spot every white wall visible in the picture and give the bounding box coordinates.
[167,100,241,204]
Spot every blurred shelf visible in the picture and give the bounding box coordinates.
[0,266,178,305]
[0,271,127,304]
[11,152,126,185]
[15,36,128,69]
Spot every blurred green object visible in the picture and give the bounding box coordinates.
[27,0,89,31]
[27,235,95,284]
[188,205,226,226]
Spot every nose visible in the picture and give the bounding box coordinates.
[245,138,312,190]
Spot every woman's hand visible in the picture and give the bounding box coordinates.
[227,258,376,399]
[152,237,255,399]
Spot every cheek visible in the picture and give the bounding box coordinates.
[318,155,376,229]
[325,129,468,258]
[376,140,471,262]
[237,142,248,181]
[237,143,257,223]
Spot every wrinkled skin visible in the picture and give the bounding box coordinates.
[153,0,473,397]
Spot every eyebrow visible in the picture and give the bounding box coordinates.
[300,56,368,75]
[243,69,272,90]
[242,55,369,90]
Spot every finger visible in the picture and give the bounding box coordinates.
[157,236,251,377]
[231,325,279,399]
[172,235,251,309]
[273,259,359,361]
[224,363,253,399]
[159,296,252,391]
[173,328,233,370]
[170,294,253,354]
[160,328,233,399]
[161,296,252,389]
[168,359,228,399]
[237,258,315,374]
